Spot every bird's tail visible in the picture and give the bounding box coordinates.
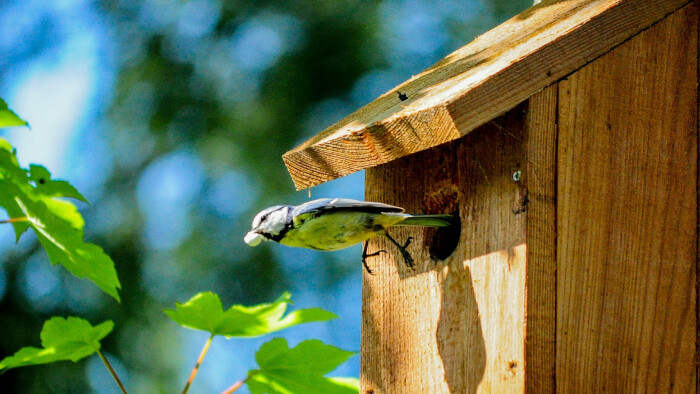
[394,214,455,227]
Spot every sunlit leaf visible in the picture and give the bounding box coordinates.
[164,291,337,337]
[0,181,29,239]
[0,98,28,129]
[29,165,89,204]
[0,144,31,239]
[0,141,120,301]
[328,378,362,390]
[0,317,113,371]
[40,198,85,231]
[16,197,121,301]
[246,338,358,394]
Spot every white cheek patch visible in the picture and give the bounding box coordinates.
[263,209,288,234]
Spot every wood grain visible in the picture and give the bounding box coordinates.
[361,140,461,394]
[284,0,693,190]
[697,3,700,391]
[556,2,698,392]
[362,105,529,393]
[524,84,558,393]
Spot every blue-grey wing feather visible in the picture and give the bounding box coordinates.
[292,198,404,217]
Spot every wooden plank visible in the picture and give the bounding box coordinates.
[284,0,693,190]
[524,84,558,393]
[556,2,698,392]
[361,105,528,393]
[361,141,460,394]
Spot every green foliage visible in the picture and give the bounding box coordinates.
[29,164,89,204]
[0,101,119,301]
[167,292,357,393]
[0,317,113,371]
[165,291,337,337]
[0,99,357,392]
[0,98,28,128]
[0,140,121,301]
[0,82,363,394]
[247,338,359,394]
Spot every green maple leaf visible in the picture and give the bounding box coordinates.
[0,317,113,371]
[29,165,88,204]
[0,98,28,128]
[164,292,337,337]
[0,138,120,301]
[18,196,121,301]
[0,141,29,238]
[247,338,359,394]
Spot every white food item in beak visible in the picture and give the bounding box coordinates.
[244,231,263,246]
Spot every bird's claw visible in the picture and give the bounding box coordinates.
[362,242,386,275]
[363,250,387,259]
[384,234,416,271]
[400,236,415,269]
[400,248,414,270]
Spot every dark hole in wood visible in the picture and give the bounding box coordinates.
[429,209,460,260]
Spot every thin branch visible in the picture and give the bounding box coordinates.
[0,217,28,224]
[97,350,127,394]
[220,377,248,394]
[182,334,215,394]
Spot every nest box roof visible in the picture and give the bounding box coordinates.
[283,0,690,190]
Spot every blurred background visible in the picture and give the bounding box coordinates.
[0,0,530,392]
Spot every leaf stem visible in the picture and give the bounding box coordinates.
[221,374,253,394]
[97,349,127,394]
[220,379,244,394]
[0,217,28,224]
[182,334,215,394]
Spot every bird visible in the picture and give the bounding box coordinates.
[244,198,455,274]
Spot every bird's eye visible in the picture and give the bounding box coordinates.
[260,214,268,222]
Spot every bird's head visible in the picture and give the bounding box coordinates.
[244,205,291,246]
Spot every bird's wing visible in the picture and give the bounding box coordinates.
[292,198,404,217]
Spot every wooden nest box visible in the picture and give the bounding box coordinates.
[284,0,698,392]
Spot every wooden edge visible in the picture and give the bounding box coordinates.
[524,84,558,393]
[555,3,698,388]
[283,0,692,190]
[697,1,700,388]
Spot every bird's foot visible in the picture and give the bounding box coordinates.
[399,243,414,270]
[401,250,416,271]
[361,242,386,275]
[385,234,416,270]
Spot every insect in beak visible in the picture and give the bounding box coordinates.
[244,231,263,246]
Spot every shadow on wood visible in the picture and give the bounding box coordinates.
[361,105,529,392]
[437,264,485,393]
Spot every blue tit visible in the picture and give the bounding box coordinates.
[244,198,455,273]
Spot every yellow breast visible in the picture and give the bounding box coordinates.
[279,211,405,251]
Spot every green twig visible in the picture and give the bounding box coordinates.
[97,349,127,394]
[182,334,215,394]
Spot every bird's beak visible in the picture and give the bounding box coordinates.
[244,231,263,246]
